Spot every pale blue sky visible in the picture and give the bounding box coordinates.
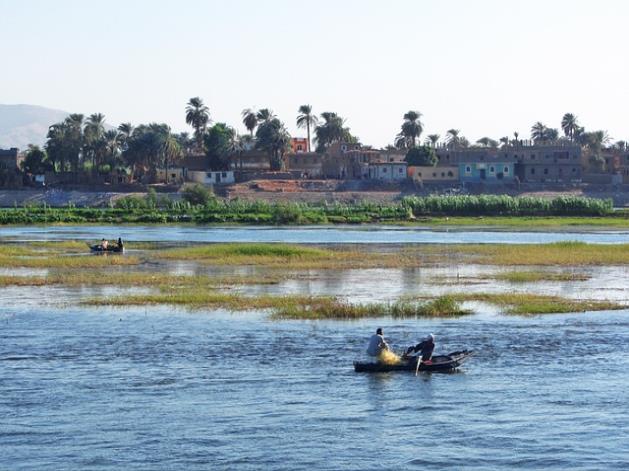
[1,0,627,147]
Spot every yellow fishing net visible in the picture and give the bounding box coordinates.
[377,349,402,365]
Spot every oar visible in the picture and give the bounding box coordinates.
[415,356,422,376]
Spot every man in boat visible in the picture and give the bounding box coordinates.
[404,334,435,364]
[117,237,124,250]
[366,328,389,358]
[101,238,109,250]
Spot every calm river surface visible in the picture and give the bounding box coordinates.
[2,226,629,470]
[1,224,629,244]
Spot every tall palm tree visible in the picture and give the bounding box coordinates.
[185,97,210,152]
[397,110,423,148]
[499,136,509,147]
[296,105,318,152]
[85,113,106,174]
[446,129,460,148]
[425,134,440,147]
[241,108,258,136]
[531,122,548,142]
[561,113,579,140]
[513,131,520,144]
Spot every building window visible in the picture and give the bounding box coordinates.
[531,168,535,175]
[465,166,471,174]
[572,168,576,172]
[222,172,227,178]
[433,172,437,177]
[504,166,509,173]
[447,171,453,177]
[297,145,303,151]
[489,166,495,173]
[545,155,550,159]
[383,167,387,173]
[441,172,445,177]
[399,168,403,173]
[543,168,549,175]
[531,154,535,160]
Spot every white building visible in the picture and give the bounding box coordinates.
[367,162,407,181]
[188,170,235,185]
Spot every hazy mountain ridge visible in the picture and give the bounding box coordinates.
[0,104,70,150]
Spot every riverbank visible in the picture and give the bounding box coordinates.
[1,194,627,227]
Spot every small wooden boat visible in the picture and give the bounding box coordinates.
[89,244,124,253]
[354,350,473,373]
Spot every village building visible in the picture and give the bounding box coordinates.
[322,142,383,179]
[188,170,235,185]
[0,147,19,170]
[408,166,458,184]
[286,152,324,177]
[459,152,516,184]
[290,137,309,153]
[510,143,582,183]
[367,161,408,181]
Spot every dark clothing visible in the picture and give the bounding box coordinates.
[406,340,435,361]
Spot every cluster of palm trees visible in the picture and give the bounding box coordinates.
[41,113,183,182]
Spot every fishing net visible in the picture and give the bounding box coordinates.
[377,349,402,365]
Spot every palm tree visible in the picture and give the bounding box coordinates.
[241,108,258,136]
[84,113,106,174]
[476,137,491,147]
[397,110,423,148]
[185,97,210,152]
[561,113,579,140]
[513,131,520,145]
[531,122,548,142]
[225,129,244,169]
[425,134,440,147]
[446,129,460,148]
[256,108,276,124]
[499,136,510,147]
[256,118,291,170]
[296,105,318,152]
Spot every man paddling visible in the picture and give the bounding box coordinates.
[405,333,435,364]
[366,328,389,358]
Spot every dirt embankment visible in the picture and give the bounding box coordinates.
[2,180,629,207]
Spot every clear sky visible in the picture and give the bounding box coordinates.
[1,0,627,147]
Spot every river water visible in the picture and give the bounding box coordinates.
[2,226,629,470]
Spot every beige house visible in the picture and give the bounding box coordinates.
[287,152,324,177]
[408,166,458,183]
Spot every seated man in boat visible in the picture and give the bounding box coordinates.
[404,334,435,364]
[366,328,389,358]
[101,238,109,250]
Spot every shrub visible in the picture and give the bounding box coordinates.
[182,184,215,206]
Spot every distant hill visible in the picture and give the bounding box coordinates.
[0,104,70,150]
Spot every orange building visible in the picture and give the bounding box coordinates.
[291,137,309,153]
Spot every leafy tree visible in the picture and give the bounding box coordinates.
[205,123,236,170]
[405,145,437,166]
[185,97,210,152]
[21,145,53,174]
[256,118,291,170]
[314,112,354,152]
[123,123,180,182]
[530,122,549,142]
[296,105,318,152]
[241,108,258,136]
[182,184,214,205]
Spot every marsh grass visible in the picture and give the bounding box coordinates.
[493,270,591,283]
[450,242,629,266]
[0,271,283,287]
[0,253,140,268]
[155,243,427,269]
[449,292,624,314]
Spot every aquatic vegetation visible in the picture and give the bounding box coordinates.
[449,292,625,315]
[453,242,629,266]
[154,242,428,269]
[0,253,140,268]
[493,270,590,283]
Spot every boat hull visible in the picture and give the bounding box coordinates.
[354,350,473,373]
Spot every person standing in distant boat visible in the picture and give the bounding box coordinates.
[117,237,124,250]
[366,328,389,357]
[405,333,435,363]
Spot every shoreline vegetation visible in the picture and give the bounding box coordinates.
[1,195,628,227]
[0,241,627,317]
